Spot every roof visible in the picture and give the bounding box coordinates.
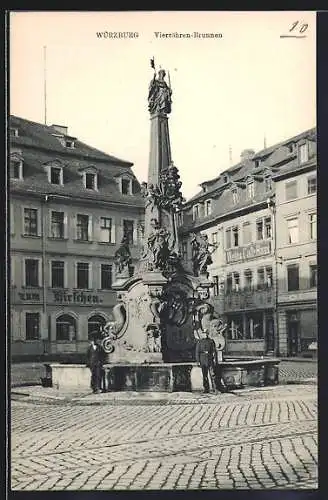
[9,115,145,208]
[185,127,316,206]
[10,115,133,166]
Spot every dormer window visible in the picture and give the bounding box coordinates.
[121,178,132,195]
[287,143,295,154]
[65,139,75,148]
[246,178,255,199]
[10,127,19,137]
[299,142,309,164]
[232,188,239,204]
[10,154,24,180]
[264,175,272,192]
[254,159,261,168]
[50,166,63,185]
[193,204,199,220]
[85,172,98,190]
[204,199,212,217]
[223,174,229,184]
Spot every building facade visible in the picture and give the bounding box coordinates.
[274,134,317,356]
[10,116,145,358]
[179,128,317,357]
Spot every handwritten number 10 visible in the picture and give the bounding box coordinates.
[289,21,308,34]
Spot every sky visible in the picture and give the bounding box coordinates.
[9,11,316,200]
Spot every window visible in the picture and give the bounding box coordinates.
[287,218,299,244]
[287,143,294,154]
[309,264,317,288]
[257,268,265,289]
[193,205,199,220]
[299,143,309,164]
[123,220,134,245]
[77,262,89,289]
[56,314,76,341]
[233,272,240,292]
[101,264,112,290]
[309,213,317,240]
[121,178,131,195]
[285,181,298,201]
[76,214,89,241]
[205,200,212,216]
[245,313,263,340]
[266,267,273,288]
[223,175,228,183]
[244,269,253,290]
[26,313,40,340]
[264,176,272,192]
[243,222,252,245]
[100,217,112,243]
[51,211,65,239]
[88,315,106,340]
[226,273,233,293]
[11,159,23,179]
[232,226,239,247]
[85,173,97,190]
[52,261,64,288]
[10,127,19,137]
[24,208,38,236]
[256,219,264,240]
[25,259,39,287]
[50,167,63,185]
[211,232,218,245]
[307,176,317,195]
[287,264,300,291]
[225,228,232,249]
[213,276,219,296]
[246,180,255,199]
[232,189,239,204]
[65,140,74,148]
[265,217,272,238]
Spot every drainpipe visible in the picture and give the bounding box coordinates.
[41,195,50,354]
[268,198,279,356]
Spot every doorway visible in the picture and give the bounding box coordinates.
[287,312,299,356]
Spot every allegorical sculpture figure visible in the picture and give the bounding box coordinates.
[146,218,171,271]
[191,233,218,277]
[148,58,172,115]
[114,236,132,274]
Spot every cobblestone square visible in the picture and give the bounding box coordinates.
[10,382,317,491]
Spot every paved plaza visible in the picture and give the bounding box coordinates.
[11,382,317,491]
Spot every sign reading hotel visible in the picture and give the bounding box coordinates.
[226,240,271,264]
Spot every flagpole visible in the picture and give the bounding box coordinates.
[43,45,47,125]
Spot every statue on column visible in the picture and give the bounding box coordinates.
[148,58,172,115]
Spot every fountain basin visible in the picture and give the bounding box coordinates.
[43,357,280,392]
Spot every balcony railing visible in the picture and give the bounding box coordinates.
[221,287,275,312]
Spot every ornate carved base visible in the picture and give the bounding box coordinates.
[103,363,193,392]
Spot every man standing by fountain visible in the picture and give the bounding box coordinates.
[86,333,104,394]
[195,329,218,393]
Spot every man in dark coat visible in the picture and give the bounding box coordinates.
[86,333,104,394]
[195,330,218,393]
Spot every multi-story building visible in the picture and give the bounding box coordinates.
[178,128,316,357]
[274,131,317,356]
[9,116,145,358]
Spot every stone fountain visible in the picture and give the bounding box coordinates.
[46,62,280,392]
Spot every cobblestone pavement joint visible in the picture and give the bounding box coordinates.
[10,383,318,491]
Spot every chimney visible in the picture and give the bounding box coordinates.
[240,149,255,162]
[51,124,68,136]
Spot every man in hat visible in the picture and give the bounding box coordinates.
[195,329,218,393]
[86,332,104,394]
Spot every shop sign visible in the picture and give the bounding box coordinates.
[226,240,271,264]
[53,290,103,304]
